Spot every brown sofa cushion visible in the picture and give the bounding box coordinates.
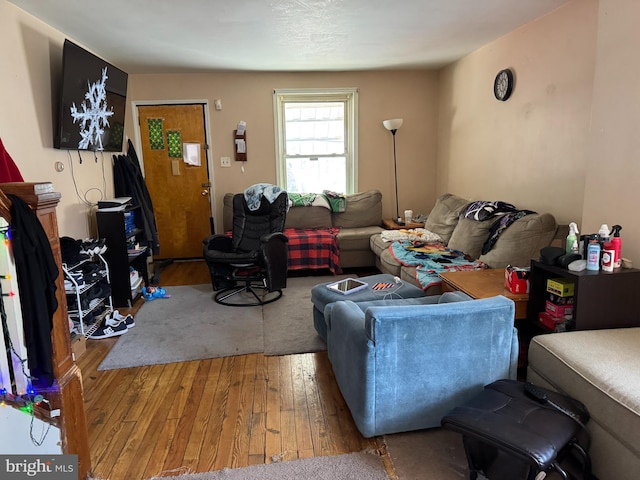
[448,217,495,260]
[478,213,557,268]
[333,190,382,229]
[424,193,470,243]
[285,206,333,229]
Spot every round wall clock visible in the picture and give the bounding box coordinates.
[494,68,514,101]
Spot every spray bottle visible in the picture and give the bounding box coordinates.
[611,225,622,268]
[565,222,579,255]
[598,224,610,267]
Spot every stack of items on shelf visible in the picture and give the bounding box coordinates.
[538,277,574,332]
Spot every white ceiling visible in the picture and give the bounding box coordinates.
[10,0,568,74]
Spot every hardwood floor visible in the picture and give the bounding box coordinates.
[77,260,395,479]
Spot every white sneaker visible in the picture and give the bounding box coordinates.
[89,319,128,339]
[112,309,135,328]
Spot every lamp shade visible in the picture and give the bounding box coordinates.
[383,118,403,131]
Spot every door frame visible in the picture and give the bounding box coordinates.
[131,99,218,232]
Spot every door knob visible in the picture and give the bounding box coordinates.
[201,189,209,196]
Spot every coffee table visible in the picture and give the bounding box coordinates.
[439,268,528,320]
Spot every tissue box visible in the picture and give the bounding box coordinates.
[504,266,530,294]
[547,293,574,305]
[545,300,573,319]
[546,278,575,297]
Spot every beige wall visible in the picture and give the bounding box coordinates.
[0,0,438,237]
[126,71,438,231]
[0,1,115,238]
[582,0,640,264]
[436,0,598,226]
[4,0,640,265]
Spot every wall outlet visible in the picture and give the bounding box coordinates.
[220,157,231,167]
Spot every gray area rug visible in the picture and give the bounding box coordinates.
[263,275,343,355]
[146,451,388,480]
[98,276,342,371]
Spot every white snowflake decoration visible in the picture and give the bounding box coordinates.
[70,67,114,151]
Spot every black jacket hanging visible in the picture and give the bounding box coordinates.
[8,194,58,386]
[112,140,160,255]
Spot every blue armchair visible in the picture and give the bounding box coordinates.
[325,294,518,438]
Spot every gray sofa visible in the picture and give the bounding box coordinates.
[223,190,384,269]
[370,193,557,291]
[527,329,640,480]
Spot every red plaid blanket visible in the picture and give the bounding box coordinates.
[285,227,342,275]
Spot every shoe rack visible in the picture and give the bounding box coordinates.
[62,250,113,337]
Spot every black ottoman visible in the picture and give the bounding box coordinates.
[442,379,594,480]
[310,273,426,341]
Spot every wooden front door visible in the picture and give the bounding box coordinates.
[137,104,212,259]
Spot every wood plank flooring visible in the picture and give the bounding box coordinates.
[77,260,395,479]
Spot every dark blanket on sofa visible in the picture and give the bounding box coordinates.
[285,227,342,275]
[391,241,487,290]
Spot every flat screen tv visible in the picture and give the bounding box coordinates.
[54,39,128,152]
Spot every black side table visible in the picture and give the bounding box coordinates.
[527,260,640,331]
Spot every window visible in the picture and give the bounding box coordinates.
[274,88,358,194]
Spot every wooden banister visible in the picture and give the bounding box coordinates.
[0,187,11,221]
[0,182,91,479]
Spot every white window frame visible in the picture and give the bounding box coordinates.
[273,87,358,194]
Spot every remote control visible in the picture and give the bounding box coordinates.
[524,382,549,402]
[525,382,581,421]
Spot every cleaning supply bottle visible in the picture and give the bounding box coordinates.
[611,224,622,268]
[602,238,615,272]
[565,222,579,255]
[586,235,601,271]
[598,224,610,244]
[598,224,610,266]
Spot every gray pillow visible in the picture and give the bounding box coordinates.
[448,217,495,259]
[478,213,557,268]
[424,194,470,244]
[333,190,382,228]
[285,206,333,229]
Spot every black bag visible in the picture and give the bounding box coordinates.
[442,379,596,480]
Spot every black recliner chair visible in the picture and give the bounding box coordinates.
[203,191,288,306]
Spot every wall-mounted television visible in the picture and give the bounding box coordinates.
[54,39,128,152]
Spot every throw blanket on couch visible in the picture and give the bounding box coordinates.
[461,200,535,255]
[288,191,347,212]
[285,227,342,275]
[390,241,487,290]
[244,183,287,211]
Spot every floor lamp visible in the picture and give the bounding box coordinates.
[383,118,404,224]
